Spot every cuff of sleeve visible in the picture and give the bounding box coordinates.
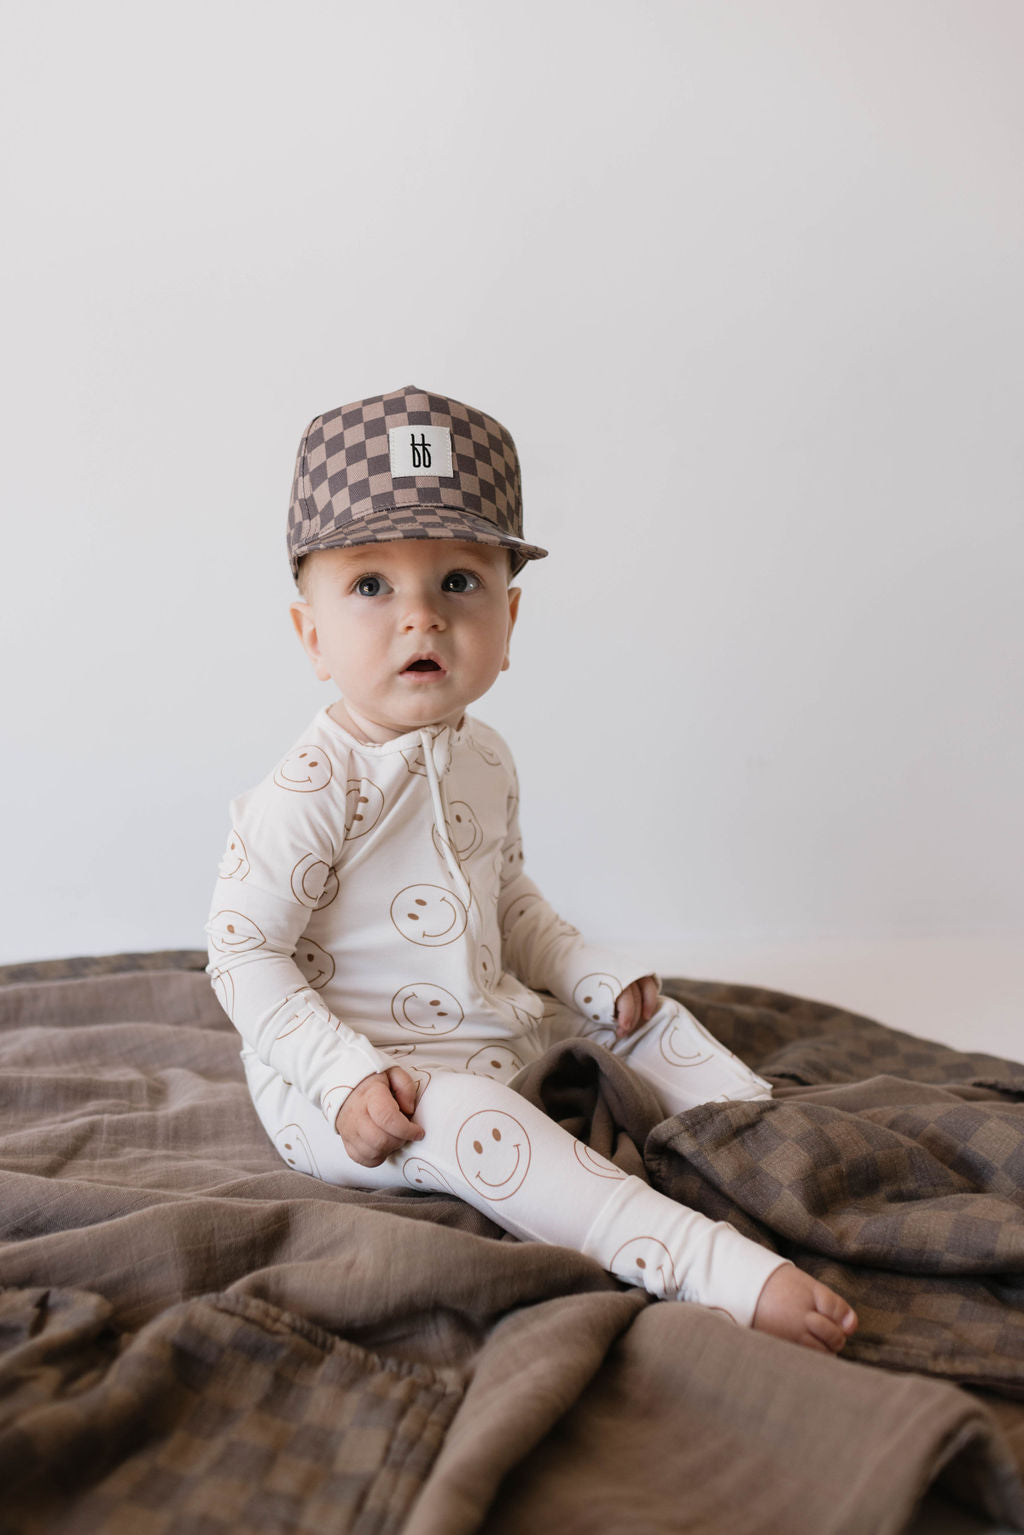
[682,1225,792,1329]
[555,948,661,1026]
[318,1046,391,1130]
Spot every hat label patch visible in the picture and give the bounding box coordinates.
[389,425,453,479]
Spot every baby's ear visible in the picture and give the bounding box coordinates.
[289,600,331,681]
[502,586,522,672]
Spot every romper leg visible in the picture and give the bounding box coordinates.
[244,1055,786,1324]
[397,1069,785,1326]
[601,997,773,1118]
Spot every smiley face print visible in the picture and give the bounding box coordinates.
[390,885,468,947]
[273,746,334,793]
[500,839,525,879]
[432,801,483,860]
[274,1124,322,1178]
[573,1142,628,1179]
[218,829,249,881]
[322,1083,357,1125]
[455,1110,532,1201]
[345,778,385,840]
[401,737,453,779]
[292,938,335,989]
[391,984,465,1037]
[402,1156,455,1194]
[290,853,340,910]
[275,990,332,1040]
[498,889,544,942]
[466,734,502,768]
[657,1016,716,1070]
[208,910,266,955]
[610,1236,679,1298]
[210,967,235,1018]
[508,997,543,1030]
[478,946,499,989]
[573,973,622,1026]
[465,1045,524,1080]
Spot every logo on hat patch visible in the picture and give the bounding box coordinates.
[389,425,454,479]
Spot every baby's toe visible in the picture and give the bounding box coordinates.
[812,1283,858,1339]
[806,1310,849,1353]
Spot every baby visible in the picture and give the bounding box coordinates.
[206,384,857,1353]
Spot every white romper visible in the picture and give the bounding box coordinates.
[206,708,788,1324]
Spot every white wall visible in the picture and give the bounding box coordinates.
[2,2,1021,1053]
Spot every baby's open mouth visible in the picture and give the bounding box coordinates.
[404,659,442,672]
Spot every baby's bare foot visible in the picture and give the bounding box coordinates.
[752,1264,858,1354]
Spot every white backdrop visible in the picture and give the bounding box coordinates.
[2,2,1021,1051]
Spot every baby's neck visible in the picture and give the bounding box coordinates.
[328,699,464,745]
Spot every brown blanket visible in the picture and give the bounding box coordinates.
[0,953,1022,1534]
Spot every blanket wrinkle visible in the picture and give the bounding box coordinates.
[0,954,1023,1532]
[641,1064,1024,1394]
[405,1289,649,1535]
[0,1285,463,1535]
[476,1304,1024,1535]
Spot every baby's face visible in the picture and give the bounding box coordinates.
[290,540,520,742]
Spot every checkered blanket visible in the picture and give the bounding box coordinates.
[651,979,1024,1395]
[0,954,1022,1534]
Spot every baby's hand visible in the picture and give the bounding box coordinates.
[615,975,660,1039]
[335,1066,424,1166]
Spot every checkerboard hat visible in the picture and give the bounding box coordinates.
[287,384,548,579]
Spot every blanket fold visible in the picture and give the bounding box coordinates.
[0,953,1023,1533]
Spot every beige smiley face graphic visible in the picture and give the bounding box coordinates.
[610,1236,679,1297]
[657,1017,716,1070]
[467,736,502,767]
[498,889,544,941]
[478,946,499,988]
[501,839,525,878]
[465,1045,523,1080]
[292,938,335,989]
[573,1142,628,1179]
[218,829,249,880]
[275,991,331,1040]
[390,884,468,947]
[401,738,453,778]
[455,1110,532,1201]
[402,1157,455,1194]
[274,1124,322,1178]
[345,778,384,839]
[432,801,483,859]
[208,909,266,954]
[508,998,543,1030]
[572,973,622,1025]
[210,967,235,1017]
[289,853,340,909]
[273,746,334,793]
[391,984,465,1036]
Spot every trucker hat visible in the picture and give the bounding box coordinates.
[286,384,548,579]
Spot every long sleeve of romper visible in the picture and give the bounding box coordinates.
[497,771,655,1030]
[205,749,390,1126]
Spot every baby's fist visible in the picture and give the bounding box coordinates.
[615,975,660,1038]
[335,1066,424,1166]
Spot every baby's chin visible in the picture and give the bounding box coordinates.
[331,697,466,743]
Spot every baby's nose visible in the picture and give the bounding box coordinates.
[401,595,446,630]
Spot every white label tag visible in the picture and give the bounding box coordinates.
[388,425,453,478]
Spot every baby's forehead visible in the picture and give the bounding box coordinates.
[314,540,508,574]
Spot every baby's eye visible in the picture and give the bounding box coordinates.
[354,574,391,597]
[441,570,481,594]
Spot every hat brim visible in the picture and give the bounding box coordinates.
[290,504,548,579]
